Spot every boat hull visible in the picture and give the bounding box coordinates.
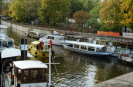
[63,45,111,57]
[28,47,49,58]
[118,56,133,65]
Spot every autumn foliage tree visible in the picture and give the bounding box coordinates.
[99,0,121,31]
[73,10,91,27]
[119,0,133,28]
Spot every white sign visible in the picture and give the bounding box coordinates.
[69,19,76,23]
[123,32,133,38]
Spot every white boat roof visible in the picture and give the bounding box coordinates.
[1,48,33,58]
[0,25,8,28]
[65,41,105,48]
[13,60,48,69]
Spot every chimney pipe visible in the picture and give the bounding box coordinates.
[21,39,27,60]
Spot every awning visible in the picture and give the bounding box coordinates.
[1,48,33,58]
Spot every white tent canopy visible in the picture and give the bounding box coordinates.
[1,48,33,58]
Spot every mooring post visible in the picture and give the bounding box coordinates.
[21,39,27,60]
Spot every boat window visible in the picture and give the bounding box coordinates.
[45,45,47,50]
[17,69,21,81]
[100,42,104,45]
[3,41,7,47]
[30,70,38,81]
[47,36,51,39]
[88,47,95,51]
[48,45,51,49]
[101,47,106,52]
[23,70,28,82]
[52,37,54,40]
[74,44,79,49]
[40,70,46,81]
[8,41,13,47]
[96,41,99,44]
[81,45,87,50]
[0,41,1,46]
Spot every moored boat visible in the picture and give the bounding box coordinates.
[118,48,133,65]
[28,41,54,58]
[63,41,112,57]
[0,37,15,54]
[39,34,67,46]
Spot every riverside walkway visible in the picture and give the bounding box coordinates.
[94,72,133,87]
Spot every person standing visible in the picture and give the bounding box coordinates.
[49,39,52,48]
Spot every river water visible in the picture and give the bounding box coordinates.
[1,27,133,87]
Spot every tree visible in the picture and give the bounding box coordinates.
[73,10,91,27]
[9,0,41,22]
[2,2,10,16]
[119,0,133,28]
[38,0,71,24]
[99,0,121,31]
[88,5,100,26]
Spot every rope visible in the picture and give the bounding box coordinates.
[52,59,59,79]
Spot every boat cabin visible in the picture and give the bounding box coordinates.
[0,37,14,51]
[28,31,47,39]
[40,35,67,41]
[13,60,48,87]
[93,39,120,46]
[65,41,107,52]
[31,41,51,51]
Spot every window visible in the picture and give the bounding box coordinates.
[81,45,87,50]
[47,36,51,39]
[3,41,7,47]
[30,70,38,81]
[45,45,47,50]
[40,70,46,81]
[23,70,28,81]
[48,45,51,49]
[8,41,13,47]
[74,44,79,49]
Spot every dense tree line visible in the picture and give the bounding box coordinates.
[1,0,133,32]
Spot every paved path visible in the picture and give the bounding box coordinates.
[94,72,133,87]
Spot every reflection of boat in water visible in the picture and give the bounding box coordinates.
[0,37,15,54]
[39,35,67,46]
[63,41,112,57]
[118,48,133,65]
[28,41,54,58]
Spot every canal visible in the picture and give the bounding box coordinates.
[1,27,133,87]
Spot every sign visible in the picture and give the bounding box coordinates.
[123,32,133,38]
[69,19,76,23]
[97,31,120,36]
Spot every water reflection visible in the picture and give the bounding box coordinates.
[0,27,133,87]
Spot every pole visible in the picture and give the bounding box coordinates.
[21,39,27,60]
[49,48,51,87]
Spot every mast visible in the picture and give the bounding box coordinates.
[49,48,51,87]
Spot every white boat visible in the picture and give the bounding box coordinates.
[63,41,112,57]
[118,48,133,65]
[0,37,15,54]
[39,35,67,46]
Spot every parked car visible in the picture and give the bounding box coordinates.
[27,31,47,39]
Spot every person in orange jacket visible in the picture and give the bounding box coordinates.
[49,39,52,48]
